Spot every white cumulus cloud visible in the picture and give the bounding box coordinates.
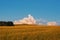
[14,14,36,24]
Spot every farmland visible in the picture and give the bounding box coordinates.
[0,25,60,40]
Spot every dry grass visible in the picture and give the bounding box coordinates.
[0,25,60,40]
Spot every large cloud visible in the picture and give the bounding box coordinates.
[14,14,36,24]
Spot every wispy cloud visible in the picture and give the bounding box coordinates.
[36,18,47,25]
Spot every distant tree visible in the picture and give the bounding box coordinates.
[0,21,14,26]
[7,21,14,26]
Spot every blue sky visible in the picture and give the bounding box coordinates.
[0,0,60,21]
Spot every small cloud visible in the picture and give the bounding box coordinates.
[47,21,57,26]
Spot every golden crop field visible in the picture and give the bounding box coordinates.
[0,25,60,40]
